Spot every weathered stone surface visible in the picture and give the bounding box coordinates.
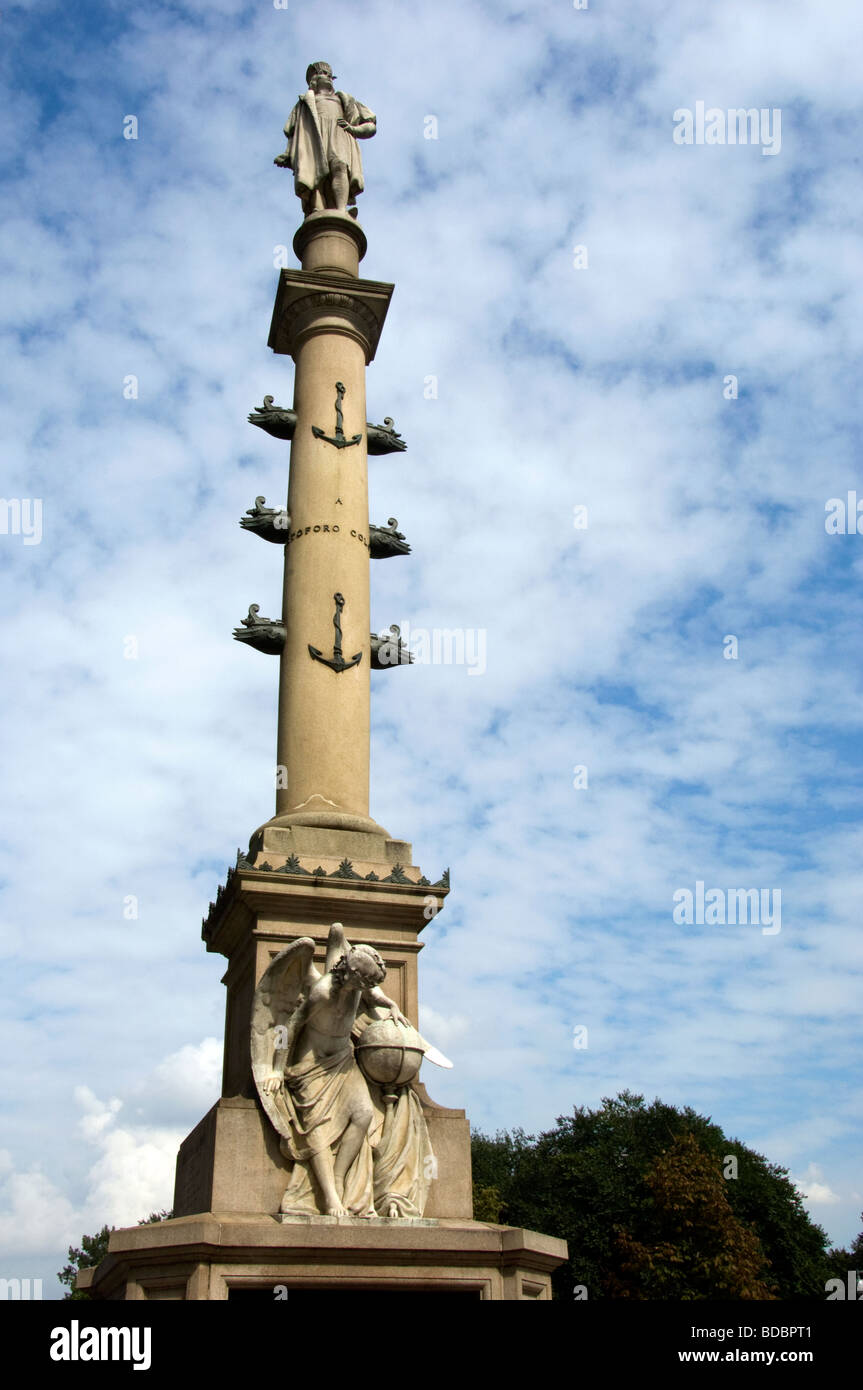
[79,1208,566,1300]
[173,1089,471,1223]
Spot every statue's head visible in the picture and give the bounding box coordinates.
[305,61,335,92]
[333,943,385,990]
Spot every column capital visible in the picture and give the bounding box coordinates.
[268,269,394,363]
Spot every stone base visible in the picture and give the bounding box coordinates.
[77,1213,567,1301]
[277,1213,439,1227]
[246,821,415,876]
[291,210,368,275]
[173,1087,472,1222]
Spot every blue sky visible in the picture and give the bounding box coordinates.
[1,0,862,1294]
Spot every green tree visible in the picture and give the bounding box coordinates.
[850,1214,863,1266]
[58,1226,113,1300]
[606,1134,775,1299]
[827,1212,863,1290]
[58,1209,173,1298]
[471,1092,835,1300]
[471,1128,532,1224]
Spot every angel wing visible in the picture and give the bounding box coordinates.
[251,937,318,1140]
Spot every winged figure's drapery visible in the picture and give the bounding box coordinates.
[275,1080,433,1219]
[251,935,436,1218]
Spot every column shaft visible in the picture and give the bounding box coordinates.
[275,332,370,820]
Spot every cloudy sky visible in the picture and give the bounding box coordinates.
[2,0,862,1295]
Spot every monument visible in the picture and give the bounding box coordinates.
[78,63,567,1300]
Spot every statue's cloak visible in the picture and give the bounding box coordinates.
[283,90,375,204]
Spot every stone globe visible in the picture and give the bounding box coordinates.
[355,1017,425,1089]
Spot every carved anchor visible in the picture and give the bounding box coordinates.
[311,382,362,450]
[308,592,362,673]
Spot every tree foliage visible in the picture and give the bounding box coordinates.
[606,1134,775,1299]
[58,1209,173,1298]
[58,1225,113,1300]
[471,1092,835,1300]
[850,1215,863,1265]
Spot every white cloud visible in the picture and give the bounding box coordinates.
[0,1168,79,1260]
[794,1163,842,1207]
[0,1040,220,1282]
[71,1041,222,1228]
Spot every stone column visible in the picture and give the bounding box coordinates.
[262,212,393,837]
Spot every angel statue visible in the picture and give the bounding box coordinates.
[252,922,452,1219]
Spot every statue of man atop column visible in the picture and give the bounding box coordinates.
[274,61,376,218]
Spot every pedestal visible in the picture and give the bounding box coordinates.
[77,1214,567,1301]
[202,831,449,1097]
[78,835,568,1299]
